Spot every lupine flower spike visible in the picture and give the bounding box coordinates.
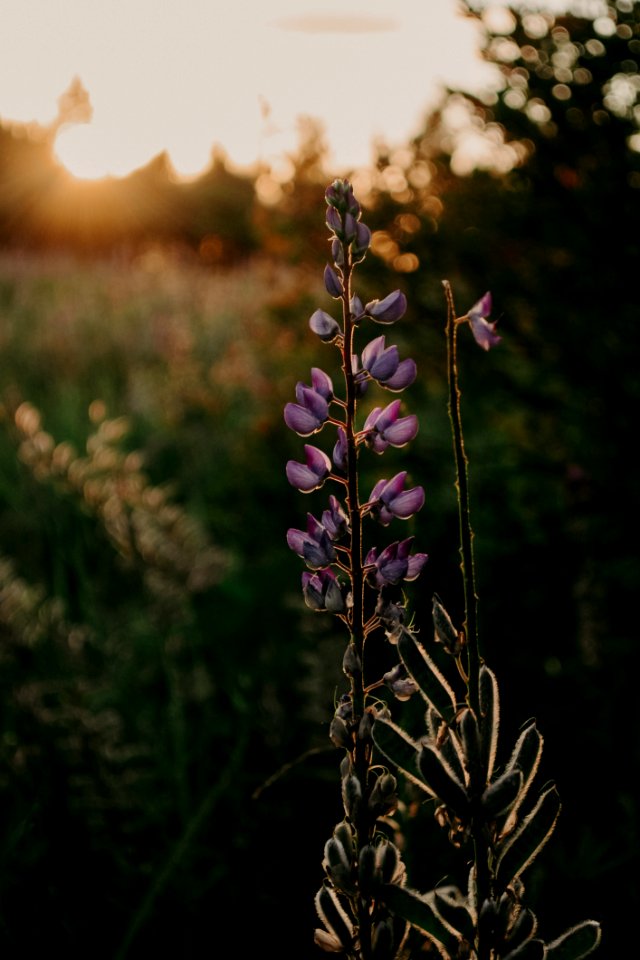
[284,182,600,960]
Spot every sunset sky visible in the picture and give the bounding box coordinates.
[1,0,585,180]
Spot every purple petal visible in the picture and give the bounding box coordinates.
[309,309,340,342]
[311,368,334,401]
[374,400,402,433]
[285,461,323,493]
[304,444,332,477]
[287,528,307,555]
[324,264,343,298]
[332,426,348,472]
[365,290,407,324]
[350,294,364,320]
[388,486,425,519]
[361,335,385,370]
[369,346,400,383]
[382,358,417,391]
[299,386,329,422]
[363,406,384,434]
[379,472,408,504]
[405,553,429,580]
[284,403,323,437]
[382,414,418,448]
[470,316,501,352]
[468,291,492,321]
[369,477,389,503]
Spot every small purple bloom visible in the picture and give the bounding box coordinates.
[324,265,343,299]
[383,662,419,698]
[287,513,336,569]
[309,308,340,342]
[286,445,332,493]
[302,568,347,613]
[360,336,417,392]
[333,426,348,472]
[326,205,343,236]
[284,369,332,436]
[467,292,501,351]
[362,400,418,454]
[350,294,364,321]
[368,471,425,525]
[322,495,349,540]
[365,537,428,587]
[364,290,407,324]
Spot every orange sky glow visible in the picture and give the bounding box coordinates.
[0,0,589,181]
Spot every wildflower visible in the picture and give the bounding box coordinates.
[302,568,348,613]
[363,401,418,455]
[324,265,343,299]
[310,309,341,342]
[287,514,336,569]
[367,471,425,525]
[467,292,501,351]
[365,537,428,587]
[322,495,349,540]
[364,290,407,324]
[361,336,417,391]
[286,445,332,493]
[284,368,333,436]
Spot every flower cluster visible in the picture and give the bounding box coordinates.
[283,179,512,959]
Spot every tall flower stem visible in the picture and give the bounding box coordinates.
[341,252,373,960]
[444,280,481,711]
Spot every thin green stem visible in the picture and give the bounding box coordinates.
[444,281,481,711]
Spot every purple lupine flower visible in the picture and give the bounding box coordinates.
[467,292,501,351]
[361,336,417,391]
[284,369,333,436]
[350,294,365,321]
[364,290,407,324]
[322,495,349,540]
[368,471,425,525]
[362,400,418,454]
[310,309,340,342]
[286,445,332,493]
[383,662,419,699]
[287,513,336,569]
[333,426,348,472]
[302,568,348,613]
[365,537,428,587]
[324,265,343,299]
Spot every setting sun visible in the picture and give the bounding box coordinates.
[2,0,503,181]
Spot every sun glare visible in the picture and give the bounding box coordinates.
[55,125,129,181]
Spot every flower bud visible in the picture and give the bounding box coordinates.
[310,308,340,343]
[324,264,344,299]
[365,290,407,324]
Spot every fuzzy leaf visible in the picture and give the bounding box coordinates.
[481,768,523,820]
[502,939,546,960]
[500,721,544,833]
[479,664,500,780]
[315,883,354,949]
[418,743,469,815]
[372,718,430,793]
[381,884,458,957]
[398,631,457,723]
[495,784,561,890]
[546,921,602,960]
[433,886,476,943]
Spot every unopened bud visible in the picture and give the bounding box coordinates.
[330,715,352,750]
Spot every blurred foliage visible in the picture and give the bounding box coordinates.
[0,1,638,956]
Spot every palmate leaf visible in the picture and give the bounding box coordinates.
[371,717,432,794]
[380,884,458,958]
[495,784,561,891]
[398,630,457,723]
[546,921,602,960]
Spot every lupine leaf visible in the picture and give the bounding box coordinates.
[500,721,544,833]
[433,886,476,943]
[381,884,457,957]
[372,718,431,794]
[481,768,523,820]
[495,784,561,889]
[315,883,354,949]
[546,921,602,960]
[502,938,546,960]
[418,742,469,815]
[478,664,500,780]
[398,631,457,723]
